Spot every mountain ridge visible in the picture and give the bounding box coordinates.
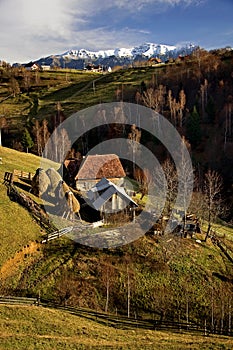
[18,42,197,69]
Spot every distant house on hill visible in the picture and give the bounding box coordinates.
[24,62,40,71]
[41,65,51,71]
[75,154,126,191]
[84,63,103,72]
[24,62,51,71]
[148,57,162,65]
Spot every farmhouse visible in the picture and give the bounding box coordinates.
[148,57,162,65]
[84,63,103,72]
[24,62,40,71]
[75,154,126,191]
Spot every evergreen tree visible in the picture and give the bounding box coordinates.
[186,106,202,148]
[205,96,216,123]
[21,128,34,153]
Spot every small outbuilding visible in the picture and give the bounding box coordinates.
[87,177,137,220]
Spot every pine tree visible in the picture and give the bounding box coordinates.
[21,128,34,153]
[32,120,42,155]
[205,96,216,123]
[0,117,7,146]
[186,106,202,148]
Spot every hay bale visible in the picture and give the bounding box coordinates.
[68,191,81,214]
[54,180,81,219]
[31,168,50,198]
[65,190,81,219]
[46,168,62,193]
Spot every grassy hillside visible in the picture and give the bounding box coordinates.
[0,146,58,267]
[0,70,98,118]
[0,304,232,350]
[0,147,233,332]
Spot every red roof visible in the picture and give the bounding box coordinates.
[75,154,126,180]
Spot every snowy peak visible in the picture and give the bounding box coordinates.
[62,42,192,60]
[20,42,196,70]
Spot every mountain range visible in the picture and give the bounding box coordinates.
[21,42,197,69]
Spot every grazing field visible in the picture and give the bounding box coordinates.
[0,304,232,350]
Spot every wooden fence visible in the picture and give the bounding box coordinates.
[211,234,233,264]
[0,296,38,305]
[7,185,57,234]
[3,169,34,185]
[0,296,232,336]
[42,220,104,243]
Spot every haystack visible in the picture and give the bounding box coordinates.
[31,168,50,198]
[46,168,62,193]
[55,180,81,220]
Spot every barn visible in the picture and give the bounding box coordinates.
[75,154,126,191]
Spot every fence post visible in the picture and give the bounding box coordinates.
[204,319,207,336]
[11,170,15,184]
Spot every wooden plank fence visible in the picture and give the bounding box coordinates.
[0,296,38,305]
[211,234,233,264]
[3,171,13,185]
[3,169,34,185]
[41,227,74,243]
[42,220,104,243]
[7,185,57,233]
[0,296,231,336]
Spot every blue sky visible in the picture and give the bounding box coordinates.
[0,0,232,63]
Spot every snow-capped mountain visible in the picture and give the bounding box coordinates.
[62,43,182,60]
[20,42,196,69]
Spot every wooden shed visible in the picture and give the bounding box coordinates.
[87,177,137,220]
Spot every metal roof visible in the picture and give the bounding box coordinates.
[87,177,138,211]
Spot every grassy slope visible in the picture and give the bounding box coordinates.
[0,70,99,119]
[0,304,232,350]
[0,147,232,304]
[0,66,164,123]
[0,146,58,267]
[0,150,232,348]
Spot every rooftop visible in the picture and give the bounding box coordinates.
[75,154,126,180]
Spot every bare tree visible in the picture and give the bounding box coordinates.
[142,85,166,113]
[176,137,193,236]
[203,169,223,241]
[128,124,141,174]
[162,159,178,216]
[200,79,208,118]
[22,69,32,92]
[142,88,158,110]
[178,89,186,127]
[59,128,71,162]
[41,119,50,157]
[8,77,20,97]
[32,119,50,156]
